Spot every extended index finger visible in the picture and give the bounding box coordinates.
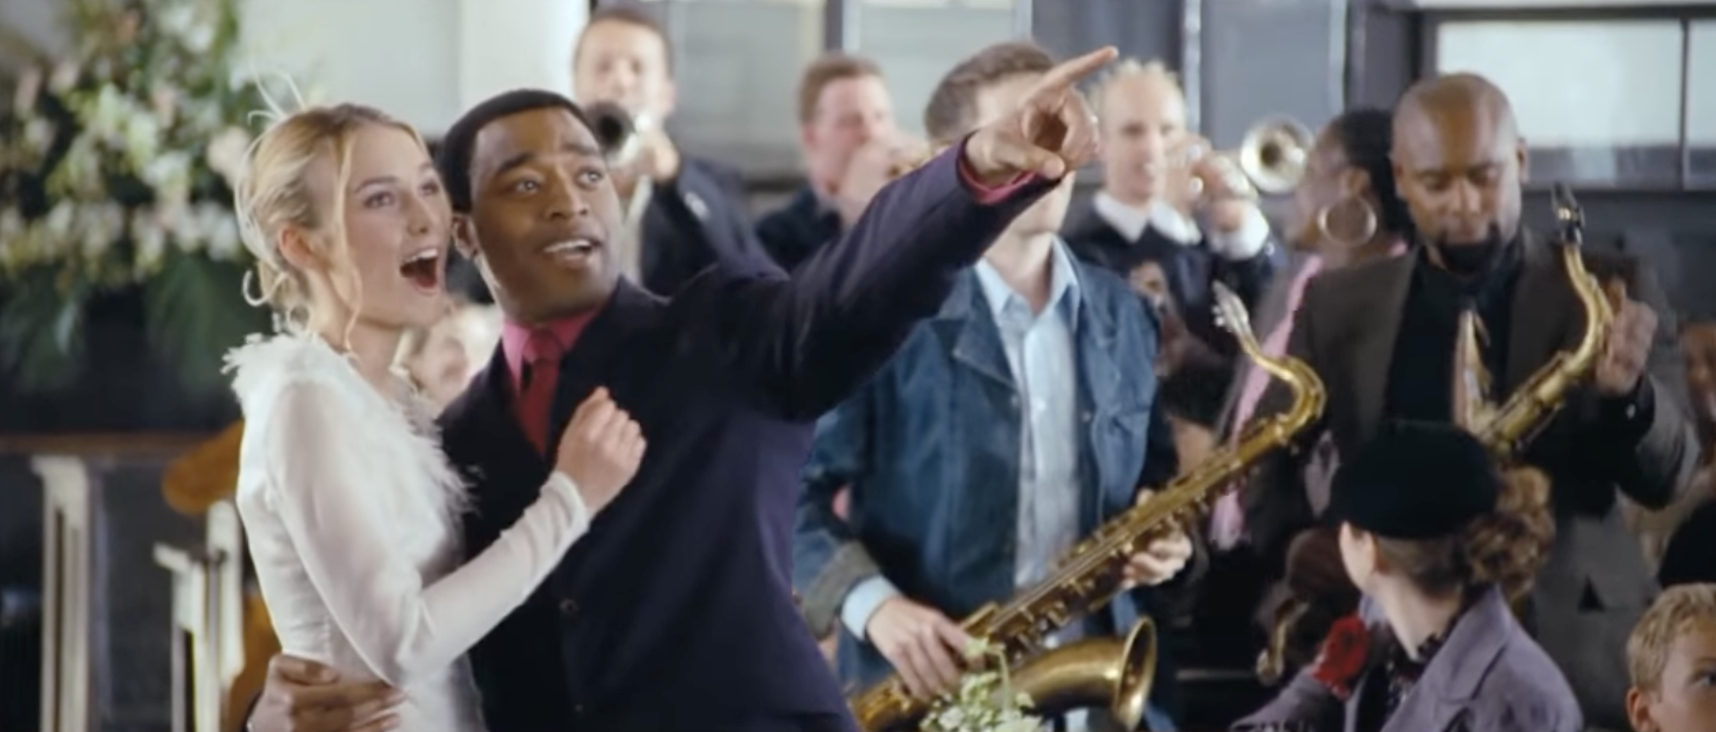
[1033,46,1118,95]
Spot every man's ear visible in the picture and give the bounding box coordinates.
[799,123,817,156]
[660,77,678,119]
[1625,686,1657,732]
[451,214,477,260]
[1388,151,1407,197]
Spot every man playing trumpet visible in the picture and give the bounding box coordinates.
[1064,60,1287,436]
[572,2,767,294]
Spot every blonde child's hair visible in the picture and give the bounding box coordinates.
[1627,583,1716,691]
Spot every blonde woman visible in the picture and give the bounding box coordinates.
[224,104,645,731]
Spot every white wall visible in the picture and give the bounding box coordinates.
[1,0,587,136]
[242,0,587,136]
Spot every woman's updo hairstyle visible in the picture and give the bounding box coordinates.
[233,100,422,333]
[1329,421,1556,601]
[1372,464,1555,602]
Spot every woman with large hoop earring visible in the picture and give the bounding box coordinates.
[1199,107,1418,678]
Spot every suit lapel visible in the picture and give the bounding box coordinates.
[547,281,658,441]
[470,347,547,476]
[1503,233,1576,395]
[1350,254,1417,439]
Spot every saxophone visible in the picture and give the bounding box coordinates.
[1454,183,1614,458]
[1256,185,1615,682]
[850,283,1326,732]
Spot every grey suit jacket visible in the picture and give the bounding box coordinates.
[1241,233,1699,729]
[1232,586,1583,732]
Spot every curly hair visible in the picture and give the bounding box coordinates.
[1376,466,1555,600]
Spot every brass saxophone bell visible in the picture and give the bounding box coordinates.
[1008,617,1157,729]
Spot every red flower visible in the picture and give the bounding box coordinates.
[1310,614,1371,700]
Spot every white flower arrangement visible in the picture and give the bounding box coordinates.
[921,638,1047,732]
[0,0,300,395]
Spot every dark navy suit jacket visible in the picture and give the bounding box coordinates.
[635,155,772,295]
[434,146,1054,732]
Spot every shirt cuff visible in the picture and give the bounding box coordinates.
[1602,376,1656,445]
[840,575,902,642]
[954,136,1036,204]
[1207,205,1271,260]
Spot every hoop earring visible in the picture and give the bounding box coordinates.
[1315,197,1378,249]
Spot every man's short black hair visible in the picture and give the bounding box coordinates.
[436,88,592,212]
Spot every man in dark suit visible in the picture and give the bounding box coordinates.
[573,2,767,295]
[1242,73,1698,730]
[241,47,1121,732]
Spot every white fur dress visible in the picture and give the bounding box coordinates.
[226,333,590,731]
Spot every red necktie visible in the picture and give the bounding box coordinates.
[517,329,564,455]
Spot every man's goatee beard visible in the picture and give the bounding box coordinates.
[1431,223,1507,276]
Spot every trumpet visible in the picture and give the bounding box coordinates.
[584,101,653,167]
[1178,117,1313,199]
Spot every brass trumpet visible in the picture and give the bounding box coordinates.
[1180,117,1313,199]
[585,101,653,167]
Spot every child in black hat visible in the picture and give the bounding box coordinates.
[1234,422,1582,732]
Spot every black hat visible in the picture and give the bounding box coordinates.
[1325,421,1502,540]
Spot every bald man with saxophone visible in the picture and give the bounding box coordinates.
[1238,73,1697,731]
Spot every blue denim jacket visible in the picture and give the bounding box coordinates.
[793,259,1185,729]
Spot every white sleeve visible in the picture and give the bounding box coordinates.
[261,379,589,687]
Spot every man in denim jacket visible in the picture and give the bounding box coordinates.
[793,41,1203,732]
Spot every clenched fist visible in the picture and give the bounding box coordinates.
[553,387,646,514]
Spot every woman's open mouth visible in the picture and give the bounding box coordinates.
[399,247,444,293]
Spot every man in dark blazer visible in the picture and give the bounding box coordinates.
[241,48,1120,732]
[1242,73,1698,730]
[573,3,769,295]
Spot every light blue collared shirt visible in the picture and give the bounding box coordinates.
[841,240,1085,638]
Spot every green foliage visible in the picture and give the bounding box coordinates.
[0,0,284,397]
